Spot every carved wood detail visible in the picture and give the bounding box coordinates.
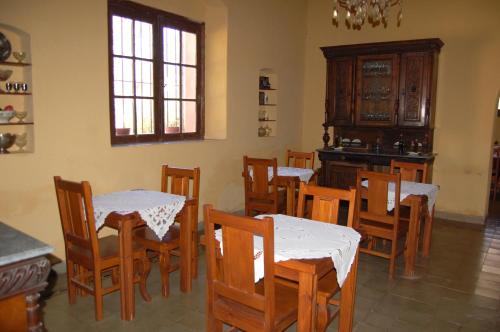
[0,257,50,299]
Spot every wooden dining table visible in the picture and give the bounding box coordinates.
[93,191,197,321]
[204,213,360,332]
[246,166,315,215]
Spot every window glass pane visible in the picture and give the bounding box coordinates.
[182,66,196,99]
[135,60,153,97]
[136,99,154,135]
[163,27,179,63]
[112,16,133,56]
[164,100,180,133]
[134,21,153,59]
[182,101,196,133]
[114,98,135,135]
[114,57,134,96]
[164,64,180,98]
[181,31,197,65]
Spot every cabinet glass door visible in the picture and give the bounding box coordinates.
[355,54,399,126]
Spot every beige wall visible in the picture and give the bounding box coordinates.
[301,0,500,222]
[0,0,307,258]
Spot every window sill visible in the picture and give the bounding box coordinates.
[111,137,226,148]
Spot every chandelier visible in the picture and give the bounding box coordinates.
[332,0,403,28]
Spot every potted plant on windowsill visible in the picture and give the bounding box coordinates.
[165,120,180,134]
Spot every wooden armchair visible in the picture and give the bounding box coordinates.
[53,176,150,320]
[243,156,279,216]
[355,170,407,278]
[133,165,200,297]
[296,183,357,332]
[390,160,428,183]
[286,149,315,169]
[204,205,298,332]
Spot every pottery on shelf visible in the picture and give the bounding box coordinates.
[0,133,16,153]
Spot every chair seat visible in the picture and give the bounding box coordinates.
[214,282,298,331]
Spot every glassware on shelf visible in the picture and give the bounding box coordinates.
[14,110,28,123]
[12,51,27,63]
[264,125,272,137]
[13,82,21,92]
[15,132,27,151]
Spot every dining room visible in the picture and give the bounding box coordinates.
[1,0,500,331]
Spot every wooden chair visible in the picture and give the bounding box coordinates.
[243,156,279,216]
[355,170,407,278]
[390,160,428,183]
[296,183,357,332]
[53,176,150,320]
[491,146,500,201]
[204,204,298,332]
[133,165,200,297]
[286,149,315,169]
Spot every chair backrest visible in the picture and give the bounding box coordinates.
[390,160,428,183]
[161,165,200,200]
[243,156,279,214]
[296,182,356,227]
[286,150,315,169]
[356,170,401,227]
[492,146,500,177]
[204,204,276,330]
[54,176,99,270]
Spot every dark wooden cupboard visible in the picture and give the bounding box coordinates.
[319,39,443,189]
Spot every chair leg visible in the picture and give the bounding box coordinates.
[159,251,171,297]
[192,232,198,279]
[316,296,329,332]
[138,254,152,302]
[389,238,397,279]
[93,270,103,321]
[66,261,77,304]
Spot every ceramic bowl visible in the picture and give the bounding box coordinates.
[0,133,16,153]
[0,110,15,123]
[0,69,13,81]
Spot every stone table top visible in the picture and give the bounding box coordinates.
[0,222,53,266]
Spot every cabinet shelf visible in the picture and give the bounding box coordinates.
[258,119,276,122]
[0,91,32,95]
[259,103,277,106]
[259,88,276,91]
[0,61,32,67]
[0,122,34,126]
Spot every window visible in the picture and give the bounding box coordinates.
[108,0,204,145]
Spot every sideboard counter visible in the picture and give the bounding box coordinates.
[0,222,53,266]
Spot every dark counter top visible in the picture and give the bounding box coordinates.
[317,147,435,165]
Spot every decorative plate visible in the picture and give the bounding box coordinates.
[0,32,12,62]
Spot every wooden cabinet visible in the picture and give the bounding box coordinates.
[326,57,354,126]
[318,39,443,189]
[398,52,433,127]
[320,39,442,147]
[321,39,443,133]
[355,54,399,127]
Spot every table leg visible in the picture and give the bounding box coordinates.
[118,215,135,321]
[404,198,420,278]
[296,270,317,332]
[180,203,193,293]
[422,206,434,257]
[286,179,296,216]
[339,248,359,332]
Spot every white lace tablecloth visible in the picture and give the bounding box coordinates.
[362,180,439,214]
[215,214,360,287]
[93,190,186,239]
[249,166,314,183]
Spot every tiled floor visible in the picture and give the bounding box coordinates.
[42,217,500,331]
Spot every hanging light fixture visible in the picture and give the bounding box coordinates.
[332,0,403,28]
